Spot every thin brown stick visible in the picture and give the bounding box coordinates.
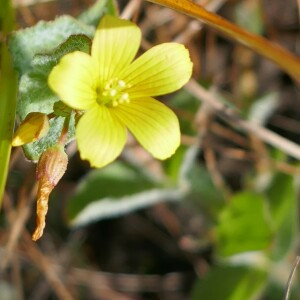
[185,79,300,160]
[0,179,37,272]
[12,254,24,300]
[204,147,231,198]
[22,232,74,300]
[297,0,300,24]
[9,147,22,170]
[121,0,142,19]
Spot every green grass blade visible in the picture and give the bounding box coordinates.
[0,0,17,204]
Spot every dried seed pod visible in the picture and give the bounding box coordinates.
[32,145,68,241]
[12,112,49,146]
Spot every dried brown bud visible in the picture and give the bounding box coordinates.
[12,112,49,146]
[32,145,68,241]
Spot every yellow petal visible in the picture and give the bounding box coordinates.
[120,43,193,98]
[76,106,127,168]
[92,15,141,83]
[111,98,180,160]
[48,51,98,110]
[12,112,49,146]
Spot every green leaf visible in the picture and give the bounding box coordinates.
[192,265,267,300]
[263,280,299,300]
[179,146,225,218]
[266,173,296,229]
[78,0,118,26]
[169,89,200,135]
[234,0,264,34]
[66,161,182,227]
[266,172,297,260]
[163,145,187,183]
[17,34,91,161]
[216,191,273,256]
[17,34,91,120]
[9,15,94,74]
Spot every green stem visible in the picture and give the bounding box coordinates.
[0,0,17,204]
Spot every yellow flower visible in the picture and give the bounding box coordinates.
[48,15,193,168]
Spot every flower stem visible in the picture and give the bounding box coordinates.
[58,114,71,146]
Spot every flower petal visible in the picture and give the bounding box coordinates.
[121,43,193,98]
[48,51,98,110]
[76,105,127,168]
[111,98,180,160]
[92,15,141,83]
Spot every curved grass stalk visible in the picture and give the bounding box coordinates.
[0,0,17,205]
[147,0,300,82]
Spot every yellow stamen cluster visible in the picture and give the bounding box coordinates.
[97,78,131,107]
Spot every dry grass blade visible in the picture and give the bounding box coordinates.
[147,0,300,81]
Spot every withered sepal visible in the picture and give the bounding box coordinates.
[32,145,68,241]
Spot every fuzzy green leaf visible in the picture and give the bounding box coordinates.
[16,34,91,161]
[9,16,94,74]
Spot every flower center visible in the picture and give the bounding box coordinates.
[96,78,131,107]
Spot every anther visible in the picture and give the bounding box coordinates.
[109,89,117,97]
[120,93,129,103]
[118,80,126,88]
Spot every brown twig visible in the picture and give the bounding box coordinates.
[185,79,300,160]
[12,253,24,300]
[68,267,189,293]
[121,0,142,20]
[203,146,231,198]
[22,232,74,300]
[297,0,300,24]
[0,178,37,273]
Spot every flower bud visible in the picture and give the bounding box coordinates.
[32,145,68,241]
[12,112,49,147]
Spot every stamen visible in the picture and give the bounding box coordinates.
[118,80,126,88]
[110,89,117,97]
[97,78,131,107]
[120,93,129,103]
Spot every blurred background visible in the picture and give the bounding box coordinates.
[1,0,300,299]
